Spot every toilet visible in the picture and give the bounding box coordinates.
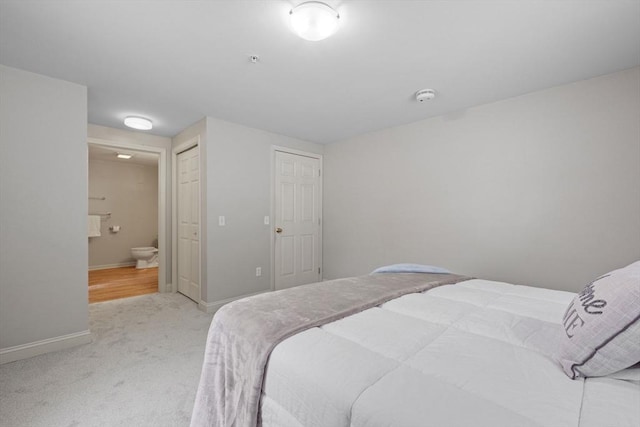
[131,247,159,269]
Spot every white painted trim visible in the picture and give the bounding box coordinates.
[0,330,92,364]
[270,146,323,292]
[88,261,136,271]
[171,136,201,300]
[271,145,323,160]
[198,290,270,314]
[87,137,169,293]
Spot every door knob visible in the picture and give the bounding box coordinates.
[275,227,283,234]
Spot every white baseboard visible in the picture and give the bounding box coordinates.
[88,262,136,271]
[0,330,92,365]
[199,290,270,314]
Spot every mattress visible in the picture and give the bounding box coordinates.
[191,272,469,426]
[260,279,640,427]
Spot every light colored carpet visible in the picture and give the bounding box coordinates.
[0,293,214,427]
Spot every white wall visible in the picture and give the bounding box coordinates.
[324,67,640,293]
[173,118,323,309]
[88,159,159,268]
[205,117,324,303]
[89,124,173,150]
[0,65,90,361]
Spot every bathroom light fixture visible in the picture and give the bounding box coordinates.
[290,2,339,41]
[116,153,133,159]
[124,116,153,130]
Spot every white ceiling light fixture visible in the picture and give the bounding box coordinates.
[290,1,340,41]
[124,116,153,130]
[116,153,133,159]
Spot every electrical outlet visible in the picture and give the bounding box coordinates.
[255,267,262,277]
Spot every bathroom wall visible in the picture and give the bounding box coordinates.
[88,158,159,269]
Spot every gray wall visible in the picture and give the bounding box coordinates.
[0,65,88,349]
[206,117,324,302]
[88,159,159,268]
[173,118,324,306]
[324,67,640,292]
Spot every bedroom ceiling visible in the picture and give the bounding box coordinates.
[1,1,638,144]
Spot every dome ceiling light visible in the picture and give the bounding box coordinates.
[124,116,153,130]
[290,2,340,41]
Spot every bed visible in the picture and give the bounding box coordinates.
[191,263,640,427]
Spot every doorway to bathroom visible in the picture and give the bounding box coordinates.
[87,139,167,303]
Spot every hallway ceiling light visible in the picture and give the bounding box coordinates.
[116,153,133,159]
[290,2,339,41]
[124,116,153,130]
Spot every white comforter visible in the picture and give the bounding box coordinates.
[260,279,640,427]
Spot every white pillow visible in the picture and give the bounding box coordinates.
[371,263,450,274]
[557,261,640,379]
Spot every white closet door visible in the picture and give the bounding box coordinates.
[274,151,321,290]
[177,146,200,302]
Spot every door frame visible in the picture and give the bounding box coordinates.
[171,136,201,302]
[87,137,169,292]
[270,146,323,292]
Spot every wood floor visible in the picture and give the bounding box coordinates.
[89,266,158,303]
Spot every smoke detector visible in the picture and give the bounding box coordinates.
[415,89,436,102]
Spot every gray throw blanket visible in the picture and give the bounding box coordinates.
[190,273,470,427]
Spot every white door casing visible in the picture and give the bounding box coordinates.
[274,150,322,290]
[177,145,200,302]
